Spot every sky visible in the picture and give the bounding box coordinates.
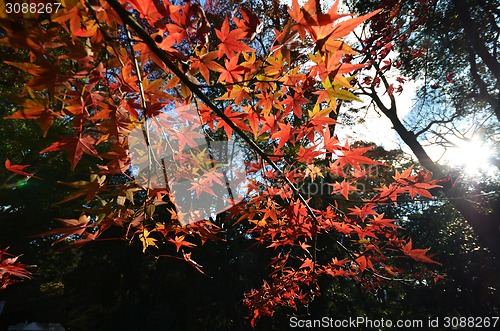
[336,81,417,151]
[276,0,495,174]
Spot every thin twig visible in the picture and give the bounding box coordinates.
[105,0,326,266]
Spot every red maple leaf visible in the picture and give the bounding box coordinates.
[190,49,223,83]
[282,92,309,118]
[5,159,41,179]
[297,146,322,163]
[407,182,440,199]
[37,214,93,245]
[401,239,441,265]
[329,180,358,199]
[299,257,314,269]
[217,55,245,84]
[168,235,197,252]
[271,122,292,150]
[348,204,377,220]
[355,255,370,273]
[215,106,249,138]
[370,213,399,229]
[336,144,381,170]
[393,165,414,181]
[39,135,100,170]
[374,184,401,202]
[0,248,33,289]
[4,97,60,137]
[215,17,254,59]
[323,127,340,152]
[129,0,168,25]
[172,125,204,151]
[233,7,263,40]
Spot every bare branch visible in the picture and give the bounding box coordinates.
[415,113,460,137]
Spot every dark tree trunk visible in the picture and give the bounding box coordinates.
[368,86,500,259]
[455,0,500,82]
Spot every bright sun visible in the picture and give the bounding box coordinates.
[445,138,494,175]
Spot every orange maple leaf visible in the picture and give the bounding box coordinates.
[297,146,322,163]
[401,239,441,265]
[329,180,358,199]
[355,255,370,273]
[218,56,245,84]
[190,49,223,83]
[129,0,167,25]
[370,213,399,229]
[215,17,254,59]
[299,257,314,269]
[282,92,309,118]
[168,235,197,252]
[336,144,381,170]
[39,135,100,170]
[233,7,263,40]
[4,159,41,179]
[4,97,60,137]
[215,106,249,138]
[271,122,292,150]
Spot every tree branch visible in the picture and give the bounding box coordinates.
[104,0,342,270]
[365,70,500,259]
[455,0,500,82]
[414,113,460,137]
[467,48,500,121]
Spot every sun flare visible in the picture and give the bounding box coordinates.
[445,138,495,175]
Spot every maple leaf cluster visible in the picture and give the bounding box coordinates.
[348,0,437,96]
[0,0,444,324]
[0,248,33,290]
